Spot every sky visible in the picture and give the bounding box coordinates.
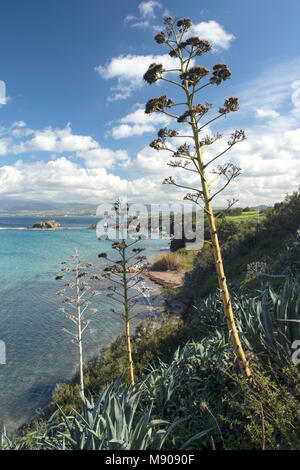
[0,0,299,208]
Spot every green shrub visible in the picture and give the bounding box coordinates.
[150,253,186,271]
[222,362,300,450]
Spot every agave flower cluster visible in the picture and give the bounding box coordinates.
[142,15,252,378]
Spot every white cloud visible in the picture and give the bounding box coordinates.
[112,124,156,139]
[240,58,300,113]
[123,145,170,172]
[9,121,34,138]
[0,138,11,155]
[291,80,300,113]
[9,123,98,155]
[111,107,170,139]
[0,122,129,171]
[95,54,180,100]
[2,57,300,207]
[95,20,234,100]
[189,20,235,50]
[125,1,162,28]
[119,108,169,126]
[0,157,127,202]
[12,121,26,128]
[256,108,279,119]
[0,80,6,106]
[11,128,34,138]
[0,156,174,204]
[139,1,161,18]
[284,128,300,152]
[76,147,129,169]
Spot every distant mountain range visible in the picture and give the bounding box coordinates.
[0,198,269,217]
[0,198,98,216]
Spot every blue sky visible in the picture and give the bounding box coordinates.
[0,0,299,207]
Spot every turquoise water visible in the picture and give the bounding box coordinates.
[0,217,169,431]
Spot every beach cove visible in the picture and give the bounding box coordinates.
[0,216,170,431]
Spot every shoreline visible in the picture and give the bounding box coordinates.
[5,246,185,434]
[14,272,170,435]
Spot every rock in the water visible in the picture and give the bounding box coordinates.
[31,220,61,230]
[88,224,97,229]
[98,234,109,240]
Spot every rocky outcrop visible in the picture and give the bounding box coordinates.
[143,271,185,289]
[30,220,61,230]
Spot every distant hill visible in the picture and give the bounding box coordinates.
[250,205,268,210]
[0,198,98,216]
[0,198,270,217]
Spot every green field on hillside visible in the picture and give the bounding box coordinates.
[225,210,266,223]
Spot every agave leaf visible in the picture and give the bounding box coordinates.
[179,428,212,450]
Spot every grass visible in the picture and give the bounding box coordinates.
[225,210,266,223]
[150,252,186,271]
[150,249,196,272]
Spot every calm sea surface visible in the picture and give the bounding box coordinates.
[0,216,169,431]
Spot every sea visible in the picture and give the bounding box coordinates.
[0,216,169,432]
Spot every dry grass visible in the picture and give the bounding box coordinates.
[150,252,186,272]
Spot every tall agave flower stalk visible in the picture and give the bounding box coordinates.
[143,16,251,377]
[56,249,102,399]
[98,200,147,389]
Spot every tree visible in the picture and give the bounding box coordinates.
[142,16,251,377]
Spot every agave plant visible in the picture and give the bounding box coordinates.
[142,340,230,448]
[193,279,300,368]
[232,280,300,366]
[0,427,14,450]
[36,375,202,450]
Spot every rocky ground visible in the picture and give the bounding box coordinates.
[142,270,185,289]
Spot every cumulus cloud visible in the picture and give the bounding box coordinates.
[2,57,300,207]
[112,124,156,139]
[111,108,170,139]
[76,147,129,169]
[10,123,98,154]
[122,112,300,207]
[123,145,171,172]
[0,156,174,204]
[0,80,6,106]
[240,58,300,113]
[0,122,129,170]
[139,0,161,18]
[95,54,181,100]
[12,121,26,128]
[95,18,234,100]
[125,1,162,28]
[0,138,11,155]
[0,157,127,202]
[255,108,280,119]
[291,80,300,115]
[189,20,235,50]
[1,120,300,206]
